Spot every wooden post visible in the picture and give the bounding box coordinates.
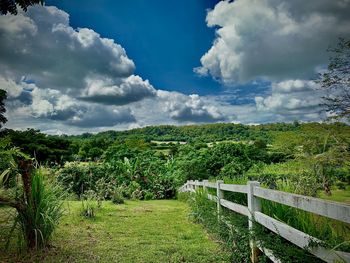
[195,180,199,191]
[247,181,261,263]
[203,180,208,192]
[216,180,224,221]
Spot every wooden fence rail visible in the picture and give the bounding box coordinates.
[178,180,350,263]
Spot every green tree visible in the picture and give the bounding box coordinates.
[0,0,44,15]
[319,38,350,120]
[0,89,7,128]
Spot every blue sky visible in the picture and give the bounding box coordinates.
[1,0,350,134]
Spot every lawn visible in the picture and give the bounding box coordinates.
[0,200,230,263]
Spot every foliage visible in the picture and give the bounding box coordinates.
[0,0,44,15]
[185,190,327,263]
[15,169,64,249]
[0,89,7,129]
[319,38,350,120]
[4,169,64,250]
[0,129,74,165]
[0,139,64,250]
[186,190,256,262]
[111,186,124,204]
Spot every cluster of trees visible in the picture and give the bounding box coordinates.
[0,121,341,201]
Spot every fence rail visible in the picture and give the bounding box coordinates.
[179,180,350,263]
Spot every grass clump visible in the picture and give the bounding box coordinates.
[5,168,64,250]
[80,190,97,218]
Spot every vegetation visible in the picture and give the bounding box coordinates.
[0,200,230,262]
[181,189,348,263]
[0,121,349,261]
[0,89,6,128]
[0,0,44,15]
[319,38,350,120]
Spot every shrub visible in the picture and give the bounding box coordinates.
[143,190,155,200]
[11,169,64,249]
[131,189,143,200]
[111,187,124,204]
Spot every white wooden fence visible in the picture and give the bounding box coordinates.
[179,180,350,263]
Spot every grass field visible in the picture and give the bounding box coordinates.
[0,200,230,263]
[318,186,350,204]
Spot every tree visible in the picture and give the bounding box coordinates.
[319,38,350,120]
[0,89,7,128]
[0,0,44,15]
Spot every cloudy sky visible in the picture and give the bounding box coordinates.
[1,0,350,134]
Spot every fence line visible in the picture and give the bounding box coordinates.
[178,180,350,263]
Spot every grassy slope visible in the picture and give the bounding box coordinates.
[0,200,229,263]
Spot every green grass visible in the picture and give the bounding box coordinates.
[0,200,229,263]
[318,186,350,204]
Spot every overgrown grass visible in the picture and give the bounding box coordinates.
[4,169,64,250]
[182,190,350,263]
[0,200,230,262]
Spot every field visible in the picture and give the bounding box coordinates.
[0,200,230,263]
[318,186,350,204]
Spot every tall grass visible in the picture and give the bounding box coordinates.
[10,169,64,249]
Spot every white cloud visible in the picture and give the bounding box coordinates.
[80,75,156,105]
[196,0,350,84]
[2,78,136,128]
[255,80,325,120]
[157,90,226,123]
[0,5,156,105]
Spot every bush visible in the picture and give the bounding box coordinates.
[111,187,125,204]
[143,190,155,200]
[131,189,143,200]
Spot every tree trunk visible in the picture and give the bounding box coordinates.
[18,160,33,203]
[18,160,37,249]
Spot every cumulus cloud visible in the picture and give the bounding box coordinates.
[0,5,162,129]
[195,0,350,84]
[67,107,135,128]
[2,78,136,128]
[157,91,226,123]
[255,80,326,120]
[80,75,156,105]
[1,5,228,131]
[0,5,156,105]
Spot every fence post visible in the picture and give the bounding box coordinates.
[195,180,199,190]
[216,180,224,221]
[247,181,261,263]
[203,180,208,192]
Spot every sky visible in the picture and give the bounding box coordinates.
[1,0,350,134]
